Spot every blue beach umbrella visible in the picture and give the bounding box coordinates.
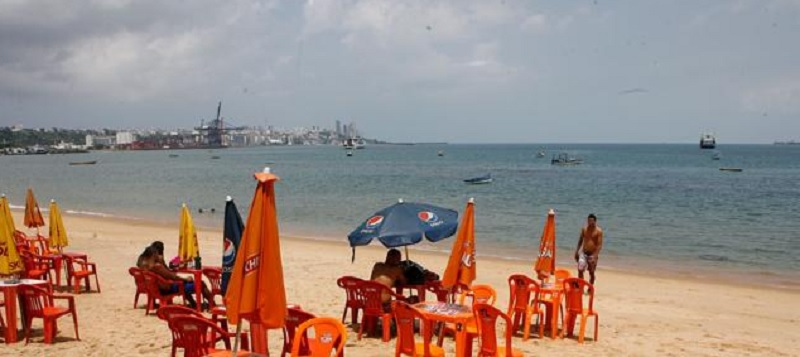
[348,199,459,261]
[221,196,244,295]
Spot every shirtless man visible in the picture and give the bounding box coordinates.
[370,249,406,302]
[574,214,604,285]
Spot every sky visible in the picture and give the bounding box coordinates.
[0,0,798,144]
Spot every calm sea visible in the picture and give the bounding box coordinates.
[2,144,798,287]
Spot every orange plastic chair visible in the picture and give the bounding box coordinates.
[562,277,599,343]
[392,301,444,357]
[437,284,497,348]
[282,306,317,357]
[473,303,524,357]
[202,267,223,306]
[157,305,248,357]
[17,284,79,344]
[128,267,147,308]
[63,254,100,294]
[358,280,405,342]
[142,270,185,315]
[506,274,544,340]
[291,317,347,357]
[0,298,5,330]
[168,315,232,357]
[554,269,571,284]
[336,275,365,325]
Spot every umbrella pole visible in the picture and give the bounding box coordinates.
[232,323,242,354]
[404,246,409,260]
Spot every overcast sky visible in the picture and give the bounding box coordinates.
[1,0,798,143]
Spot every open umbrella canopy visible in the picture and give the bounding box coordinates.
[348,200,459,249]
[442,198,476,289]
[24,188,44,229]
[1,194,14,238]
[48,200,69,251]
[178,204,199,261]
[0,199,23,276]
[534,209,557,281]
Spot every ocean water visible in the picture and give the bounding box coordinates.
[2,144,799,287]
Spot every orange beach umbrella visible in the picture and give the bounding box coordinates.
[178,204,199,262]
[1,194,15,238]
[534,209,557,281]
[48,200,69,251]
[24,188,44,230]
[0,202,23,276]
[225,168,286,352]
[442,198,477,289]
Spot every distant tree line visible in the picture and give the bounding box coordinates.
[0,127,115,148]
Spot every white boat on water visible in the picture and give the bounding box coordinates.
[464,173,493,184]
[700,133,716,149]
[343,137,366,150]
[551,152,583,165]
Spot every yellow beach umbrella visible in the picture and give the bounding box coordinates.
[0,204,23,276]
[49,200,69,252]
[1,194,15,238]
[24,187,45,232]
[178,204,199,262]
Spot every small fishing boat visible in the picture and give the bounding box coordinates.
[211,156,220,159]
[719,167,743,172]
[712,151,722,160]
[551,153,583,165]
[346,150,353,157]
[169,154,179,158]
[536,151,546,158]
[464,173,493,184]
[438,150,445,157]
[69,160,97,166]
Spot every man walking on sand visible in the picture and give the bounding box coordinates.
[574,214,603,285]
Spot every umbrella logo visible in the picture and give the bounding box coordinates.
[418,211,440,224]
[366,215,384,228]
[223,237,237,265]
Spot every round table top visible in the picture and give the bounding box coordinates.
[0,278,48,287]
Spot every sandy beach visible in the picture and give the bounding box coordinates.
[3,210,798,357]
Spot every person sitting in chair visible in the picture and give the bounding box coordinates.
[370,249,406,303]
[140,247,214,310]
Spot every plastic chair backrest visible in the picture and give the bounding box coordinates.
[336,275,364,306]
[284,306,316,355]
[359,280,393,315]
[291,317,347,357]
[202,267,222,293]
[473,303,515,357]
[554,269,571,284]
[128,267,146,292]
[507,274,540,314]
[168,315,230,357]
[142,270,181,298]
[562,277,594,314]
[392,301,435,356]
[459,284,497,307]
[17,284,50,319]
[156,305,203,321]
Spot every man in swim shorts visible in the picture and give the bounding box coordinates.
[574,214,603,285]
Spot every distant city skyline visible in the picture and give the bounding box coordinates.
[0,1,798,144]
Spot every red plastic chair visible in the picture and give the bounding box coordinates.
[392,301,444,357]
[157,305,248,357]
[17,284,79,344]
[506,274,544,340]
[19,251,52,283]
[142,270,185,315]
[424,280,468,304]
[0,298,5,330]
[282,306,317,357]
[473,303,524,357]
[128,267,147,308]
[291,317,347,357]
[168,315,232,357]
[63,254,100,294]
[562,277,599,343]
[358,280,405,342]
[336,275,365,325]
[202,267,223,306]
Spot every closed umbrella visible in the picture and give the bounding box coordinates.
[48,200,69,252]
[221,196,244,295]
[178,203,199,263]
[0,201,23,276]
[24,188,44,233]
[441,198,477,289]
[1,194,14,238]
[225,168,286,354]
[534,209,557,281]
